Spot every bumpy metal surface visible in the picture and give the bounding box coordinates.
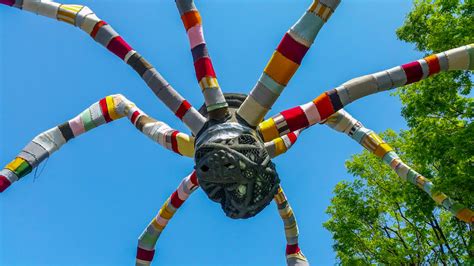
[195,94,280,219]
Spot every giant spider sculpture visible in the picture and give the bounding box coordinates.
[1,0,473,265]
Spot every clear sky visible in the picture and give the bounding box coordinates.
[1,0,420,265]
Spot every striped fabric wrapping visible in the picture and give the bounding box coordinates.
[323,110,474,223]
[0,94,195,193]
[1,0,206,134]
[334,44,474,106]
[274,186,308,266]
[175,0,228,118]
[265,130,302,158]
[136,171,199,266]
[237,0,341,127]
[258,44,474,142]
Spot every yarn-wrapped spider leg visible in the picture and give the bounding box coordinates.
[136,171,199,265]
[0,0,206,134]
[323,110,473,223]
[274,186,309,266]
[265,130,303,158]
[174,0,229,120]
[257,45,474,222]
[258,44,474,142]
[237,0,341,127]
[0,94,195,192]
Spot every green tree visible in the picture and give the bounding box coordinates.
[324,0,473,264]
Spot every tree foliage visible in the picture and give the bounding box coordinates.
[324,0,473,264]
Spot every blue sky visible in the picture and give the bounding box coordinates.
[1,0,420,265]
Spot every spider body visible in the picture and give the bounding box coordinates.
[195,94,280,219]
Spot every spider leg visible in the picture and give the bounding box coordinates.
[236,0,341,127]
[136,171,199,265]
[174,0,229,120]
[257,44,474,142]
[0,94,195,193]
[265,129,303,158]
[0,1,206,134]
[274,186,309,266]
[323,109,473,223]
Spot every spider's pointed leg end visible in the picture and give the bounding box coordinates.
[136,247,155,266]
[455,208,474,224]
[286,244,309,266]
[0,175,12,193]
[0,0,15,7]
[286,255,310,266]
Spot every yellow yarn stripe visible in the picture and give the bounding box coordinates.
[57,4,83,25]
[176,133,195,158]
[309,1,333,22]
[273,138,288,156]
[259,118,279,142]
[199,77,219,91]
[264,51,300,86]
[158,202,175,220]
[6,157,27,172]
[106,96,123,120]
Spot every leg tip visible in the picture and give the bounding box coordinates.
[136,247,155,265]
[286,244,309,266]
[286,252,310,266]
[0,175,12,193]
[456,208,474,224]
[0,0,15,6]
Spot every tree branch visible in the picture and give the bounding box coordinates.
[428,218,447,263]
[432,215,461,265]
[395,203,424,263]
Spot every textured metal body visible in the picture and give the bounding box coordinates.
[195,94,280,219]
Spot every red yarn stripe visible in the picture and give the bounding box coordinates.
[402,61,423,84]
[130,111,140,125]
[99,98,112,123]
[107,36,133,60]
[280,107,309,132]
[194,57,216,81]
[175,100,191,120]
[314,93,334,120]
[90,21,107,38]
[0,0,15,6]
[287,131,298,144]
[190,171,199,186]
[276,33,309,65]
[170,191,184,208]
[286,244,301,255]
[170,131,180,155]
[0,175,12,193]
[136,247,155,262]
